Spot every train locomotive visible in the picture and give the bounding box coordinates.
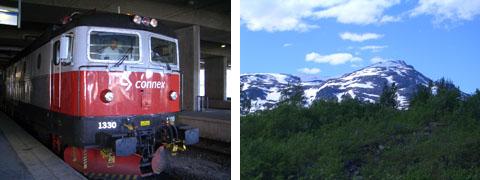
[2,12,198,176]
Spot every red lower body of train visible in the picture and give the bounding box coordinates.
[2,69,198,176]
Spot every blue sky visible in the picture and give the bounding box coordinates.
[240,0,480,94]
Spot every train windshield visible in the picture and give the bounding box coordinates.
[150,37,177,66]
[89,31,140,61]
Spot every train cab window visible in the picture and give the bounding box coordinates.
[53,41,60,65]
[150,37,178,66]
[37,54,41,69]
[89,31,140,61]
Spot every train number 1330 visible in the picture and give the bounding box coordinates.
[98,122,117,129]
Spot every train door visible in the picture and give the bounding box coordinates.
[51,40,61,109]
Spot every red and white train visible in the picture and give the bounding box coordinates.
[2,12,198,176]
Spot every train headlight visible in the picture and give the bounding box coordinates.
[170,91,178,100]
[104,91,115,103]
[150,18,158,27]
[142,17,150,26]
[133,15,142,24]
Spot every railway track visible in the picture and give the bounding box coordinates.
[190,138,231,156]
[81,138,230,180]
[166,138,231,180]
[82,171,182,180]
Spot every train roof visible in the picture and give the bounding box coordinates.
[10,13,176,65]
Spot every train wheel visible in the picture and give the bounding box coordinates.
[151,146,170,174]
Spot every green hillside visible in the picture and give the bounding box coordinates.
[241,79,480,179]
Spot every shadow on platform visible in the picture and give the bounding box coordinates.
[0,111,86,180]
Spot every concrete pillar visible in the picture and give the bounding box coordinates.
[176,25,200,111]
[205,56,227,101]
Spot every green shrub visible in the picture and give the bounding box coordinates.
[241,79,480,179]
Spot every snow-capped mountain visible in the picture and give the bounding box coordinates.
[241,60,431,113]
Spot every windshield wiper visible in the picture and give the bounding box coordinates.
[113,48,133,67]
[159,58,171,70]
[153,55,172,70]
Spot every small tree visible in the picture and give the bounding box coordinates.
[409,84,432,108]
[279,82,306,107]
[432,78,461,113]
[240,84,252,114]
[380,81,398,108]
[340,92,353,102]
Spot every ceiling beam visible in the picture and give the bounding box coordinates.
[201,40,230,57]
[10,0,230,32]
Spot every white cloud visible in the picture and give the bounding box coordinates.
[306,52,362,65]
[313,0,401,25]
[371,57,387,63]
[297,67,321,74]
[283,43,293,47]
[240,0,325,32]
[410,0,480,23]
[380,15,402,23]
[340,32,383,42]
[360,45,388,52]
[240,0,402,32]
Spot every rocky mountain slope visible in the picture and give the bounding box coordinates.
[241,60,431,113]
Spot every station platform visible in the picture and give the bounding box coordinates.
[179,109,231,142]
[0,111,87,180]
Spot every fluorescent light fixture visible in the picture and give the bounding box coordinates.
[0,12,18,26]
[0,6,18,26]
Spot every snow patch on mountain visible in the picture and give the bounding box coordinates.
[364,93,380,97]
[305,87,321,103]
[266,87,282,101]
[369,60,408,68]
[385,76,395,84]
[346,82,374,89]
